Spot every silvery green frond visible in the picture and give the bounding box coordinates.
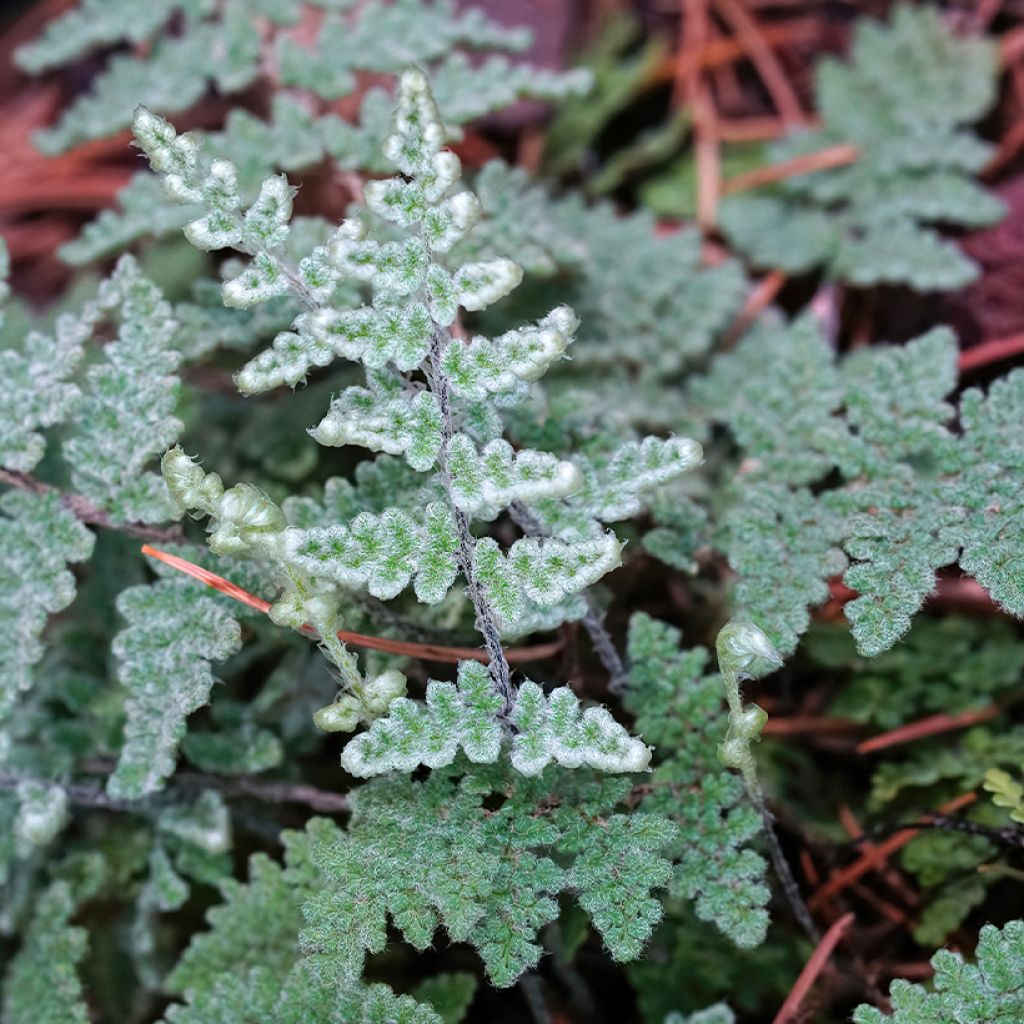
[35,26,222,154]
[14,0,192,74]
[547,202,747,382]
[471,532,622,631]
[339,661,503,777]
[107,580,242,799]
[441,306,579,402]
[853,919,1024,1023]
[692,315,1024,656]
[300,767,675,988]
[340,662,649,779]
[446,435,581,518]
[274,0,529,101]
[509,681,651,776]
[720,5,1003,290]
[286,502,458,603]
[624,615,770,948]
[0,882,90,1024]
[41,0,586,270]
[62,256,183,523]
[529,436,704,541]
[0,491,95,719]
[307,376,444,471]
[0,298,100,474]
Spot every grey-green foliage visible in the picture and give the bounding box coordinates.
[0,256,197,771]
[719,5,1003,290]
[624,614,770,949]
[135,67,702,776]
[301,764,675,988]
[409,974,477,1024]
[162,832,444,1024]
[338,661,650,778]
[807,617,1024,730]
[0,254,183,513]
[107,579,242,799]
[692,313,1024,656]
[853,919,1024,1023]
[870,724,1024,808]
[64,257,184,523]
[1,882,90,1024]
[23,0,588,264]
[0,492,95,721]
[494,193,746,416]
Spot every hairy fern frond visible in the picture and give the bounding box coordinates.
[692,313,1024,656]
[720,5,1003,290]
[853,919,1024,1022]
[136,67,700,775]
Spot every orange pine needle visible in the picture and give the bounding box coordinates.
[959,332,1024,373]
[809,793,978,909]
[141,545,562,666]
[772,912,854,1024]
[857,705,1002,755]
[721,143,859,195]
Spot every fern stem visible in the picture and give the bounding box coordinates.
[428,327,515,717]
[0,467,182,542]
[749,784,820,943]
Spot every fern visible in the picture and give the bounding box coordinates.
[301,765,674,988]
[625,614,771,949]
[854,919,1024,1022]
[692,314,1024,656]
[108,580,243,799]
[20,0,588,264]
[808,617,1024,729]
[136,67,700,778]
[0,492,95,719]
[720,5,1004,289]
[1,882,90,1024]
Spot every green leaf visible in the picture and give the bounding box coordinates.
[853,919,1024,1022]
[1,882,90,1024]
[107,580,242,799]
[0,491,95,719]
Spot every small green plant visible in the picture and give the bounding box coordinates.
[719,5,1004,289]
[5,2,1024,1021]
[853,919,1024,1022]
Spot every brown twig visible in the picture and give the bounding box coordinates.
[0,468,183,543]
[772,912,854,1024]
[141,545,563,667]
[721,142,859,195]
[676,0,721,230]
[958,332,1024,373]
[656,18,819,87]
[0,768,351,815]
[857,705,1003,755]
[838,804,919,909]
[723,269,787,345]
[712,0,805,124]
[761,714,860,737]
[809,793,978,909]
[717,115,799,142]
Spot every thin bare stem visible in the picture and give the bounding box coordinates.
[427,328,515,716]
[721,143,859,195]
[0,467,183,543]
[772,912,854,1024]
